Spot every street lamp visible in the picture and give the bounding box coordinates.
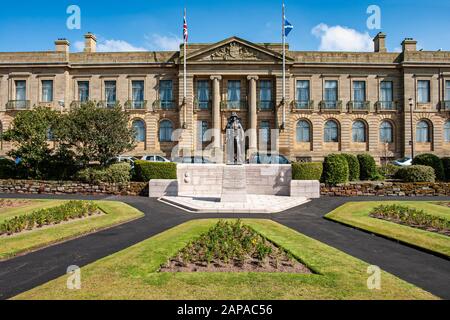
[409,98,414,159]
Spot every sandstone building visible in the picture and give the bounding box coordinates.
[0,32,449,162]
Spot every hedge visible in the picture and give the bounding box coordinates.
[442,157,450,182]
[395,165,436,182]
[412,154,445,181]
[341,154,360,181]
[292,162,323,180]
[134,161,177,181]
[0,158,16,179]
[322,154,349,185]
[357,154,378,181]
[75,163,131,184]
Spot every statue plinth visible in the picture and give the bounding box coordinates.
[221,165,248,203]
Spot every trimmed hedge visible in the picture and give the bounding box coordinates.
[292,162,323,180]
[412,154,445,181]
[134,161,177,181]
[341,154,360,181]
[322,154,349,185]
[357,154,378,181]
[0,158,15,179]
[75,163,131,184]
[395,165,436,182]
[442,157,450,182]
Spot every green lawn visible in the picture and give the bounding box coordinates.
[326,202,450,258]
[0,200,66,223]
[0,200,144,260]
[14,219,436,300]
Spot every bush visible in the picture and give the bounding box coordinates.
[0,158,16,179]
[133,161,177,181]
[442,157,450,182]
[412,154,445,181]
[378,164,399,178]
[322,154,349,185]
[357,154,378,181]
[341,154,360,181]
[76,163,131,184]
[292,162,323,180]
[395,165,436,182]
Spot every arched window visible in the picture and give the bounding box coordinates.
[444,120,450,142]
[324,120,339,142]
[380,121,394,143]
[352,121,367,142]
[159,120,173,142]
[132,119,146,142]
[296,120,311,142]
[416,120,431,143]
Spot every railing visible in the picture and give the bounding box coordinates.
[292,100,314,111]
[97,100,119,109]
[194,97,212,112]
[441,101,450,111]
[257,100,275,111]
[220,100,248,111]
[376,101,398,112]
[319,100,343,112]
[153,100,177,111]
[125,100,147,110]
[6,100,31,111]
[348,101,370,112]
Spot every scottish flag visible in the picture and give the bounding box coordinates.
[284,18,293,37]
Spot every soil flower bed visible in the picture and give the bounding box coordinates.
[160,220,312,274]
[0,201,102,236]
[0,199,32,211]
[370,204,450,237]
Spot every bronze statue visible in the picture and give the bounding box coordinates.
[226,112,245,165]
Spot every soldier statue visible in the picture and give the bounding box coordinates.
[225,112,245,165]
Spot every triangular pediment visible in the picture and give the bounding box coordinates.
[186,37,292,63]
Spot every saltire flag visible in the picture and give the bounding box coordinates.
[284,18,293,37]
[183,12,188,42]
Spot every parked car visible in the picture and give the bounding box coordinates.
[248,153,290,165]
[173,156,214,164]
[141,155,171,162]
[392,157,412,167]
[108,156,139,168]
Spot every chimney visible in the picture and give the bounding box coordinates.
[373,32,387,53]
[84,32,97,53]
[55,39,70,54]
[402,38,417,52]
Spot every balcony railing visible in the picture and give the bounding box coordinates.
[376,101,398,112]
[125,100,147,110]
[153,100,177,111]
[194,97,212,112]
[97,100,119,109]
[220,100,248,111]
[292,100,314,111]
[6,100,31,111]
[257,100,275,111]
[319,100,343,112]
[441,101,450,111]
[349,101,370,112]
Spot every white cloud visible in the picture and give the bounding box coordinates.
[73,39,147,52]
[145,34,182,51]
[312,23,374,52]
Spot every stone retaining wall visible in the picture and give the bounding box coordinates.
[321,182,450,197]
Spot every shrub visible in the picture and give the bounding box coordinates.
[0,158,16,179]
[395,165,436,182]
[292,162,323,180]
[412,154,445,181]
[378,164,399,178]
[322,154,349,185]
[133,161,177,181]
[76,163,131,184]
[442,157,450,182]
[357,154,378,181]
[341,154,360,181]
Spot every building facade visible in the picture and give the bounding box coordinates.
[1,32,450,162]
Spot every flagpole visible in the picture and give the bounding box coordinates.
[183,8,187,129]
[281,2,286,130]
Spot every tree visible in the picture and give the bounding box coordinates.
[55,102,136,167]
[2,106,60,179]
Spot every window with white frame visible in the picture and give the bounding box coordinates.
[417,80,430,103]
[324,80,338,109]
[353,81,366,109]
[380,81,394,109]
[78,81,89,102]
[105,81,117,107]
[197,80,210,110]
[259,80,272,110]
[227,80,241,109]
[159,80,173,109]
[296,80,310,109]
[132,81,145,108]
[41,80,53,102]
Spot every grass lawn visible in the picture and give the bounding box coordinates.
[0,200,144,260]
[14,219,436,300]
[325,202,450,258]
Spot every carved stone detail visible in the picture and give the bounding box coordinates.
[200,42,263,61]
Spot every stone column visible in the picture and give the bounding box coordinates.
[210,76,222,150]
[247,75,258,154]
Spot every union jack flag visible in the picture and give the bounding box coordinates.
[183,11,188,43]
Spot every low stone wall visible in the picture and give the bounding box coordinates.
[321,181,450,197]
[291,180,321,198]
[0,179,148,196]
[148,180,178,198]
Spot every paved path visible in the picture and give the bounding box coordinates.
[0,193,449,300]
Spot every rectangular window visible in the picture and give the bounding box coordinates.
[260,120,270,144]
[198,121,209,143]
[417,80,430,103]
[445,80,450,101]
[159,80,173,109]
[41,80,53,102]
[324,80,338,109]
[227,80,241,109]
[259,80,272,110]
[296,80,310,109]
[132,80,145,108]
[15,80,27,109]
[78,81,89,102]
[353,81,366,101]
[197,80,210,110]
[380,81,394,110]
[105,81,117,107]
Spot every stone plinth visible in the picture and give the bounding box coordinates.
[221,166,247,203]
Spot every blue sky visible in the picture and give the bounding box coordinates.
[0,0,449,52]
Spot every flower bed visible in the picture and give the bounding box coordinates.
[0,201,102,236]
[369,204,450,236]
[160,220,311,273]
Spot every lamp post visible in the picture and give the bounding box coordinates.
[409,98,414,159]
